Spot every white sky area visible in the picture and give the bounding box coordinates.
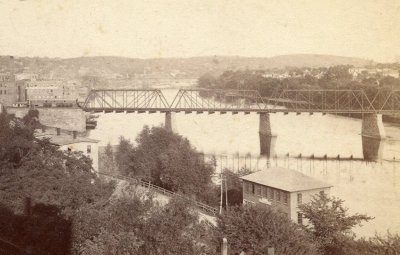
[0,0,399,62]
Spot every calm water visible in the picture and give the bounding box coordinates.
[89,89,400,237]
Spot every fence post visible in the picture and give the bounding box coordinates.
[222,238,228,255]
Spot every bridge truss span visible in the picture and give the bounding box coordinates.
[270,89,377,114]
[80,88,400,114]
[170,88,267,113]
[82,89,170,112]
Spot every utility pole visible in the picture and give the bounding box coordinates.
[221,238,228,255]
[225,174,228,210]
[219,172,223,214]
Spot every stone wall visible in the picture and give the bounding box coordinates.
[7,107,86,132]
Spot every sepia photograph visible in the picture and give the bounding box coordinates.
[0,0,400,254]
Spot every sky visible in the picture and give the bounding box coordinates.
[0,0,399,62]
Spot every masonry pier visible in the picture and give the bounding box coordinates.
[361,113,386,139]
[259,113,277,157]
[165,112,176,132]
[361,113,385,161]
[362,136,384,161]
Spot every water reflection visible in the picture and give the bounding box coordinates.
[259,134,277,157]
[362,136,384,161]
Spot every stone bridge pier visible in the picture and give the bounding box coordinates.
[361,113,385,139]
[259,113,277,157]
[361,113,385,161]
[165,112,177,132]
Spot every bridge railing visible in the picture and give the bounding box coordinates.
[98,172,218,216]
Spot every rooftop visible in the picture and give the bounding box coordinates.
[240,167,332,192]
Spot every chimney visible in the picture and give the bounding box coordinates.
[73,131,77,139]
[56,128,61,136]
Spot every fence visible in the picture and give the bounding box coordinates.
[98,172,218,216]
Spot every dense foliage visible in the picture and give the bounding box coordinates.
[0,113,216,254]
[0,112,115,254]
[215,204,318,255]
[2,111,399,254]
[299,193,374,255]
[198,66,400,100]
[115,126,219,205]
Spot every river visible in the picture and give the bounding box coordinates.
[88,89,400,238]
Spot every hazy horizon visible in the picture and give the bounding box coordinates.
[1,0,399,62]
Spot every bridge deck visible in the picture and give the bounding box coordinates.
[84,107,383,114]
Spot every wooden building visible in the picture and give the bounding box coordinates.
[241,167,332,224]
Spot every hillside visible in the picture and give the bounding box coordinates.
[0,54,374,79]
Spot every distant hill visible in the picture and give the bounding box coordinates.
[0,54,374,79]
[267,54,374,68]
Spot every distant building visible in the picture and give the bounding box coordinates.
[35,128,100,172]
[26,80,78,104]
[0,72,18,106]
[241,167,332,225]
[14,72,39,81]
[349,67,400,79]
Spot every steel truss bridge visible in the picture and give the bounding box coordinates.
[80,88,400,114]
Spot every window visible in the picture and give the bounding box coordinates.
[276,190,281,202]
[297,213,303,225]
[263,187,268,198]
[283,192,288,204]
[297,193,303,204]
[269,188,274,200]
[256,185,262,197]
[87,145,91,153]
[4,90,6,94]
[251,183,255,195]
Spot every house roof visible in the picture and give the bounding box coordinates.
[240,167,332,192]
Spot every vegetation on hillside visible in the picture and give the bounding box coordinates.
[198,66,400,100]
[1,111,399,254]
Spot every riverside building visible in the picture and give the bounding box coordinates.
[241,167,332,225]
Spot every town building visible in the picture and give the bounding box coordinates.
[0,72,19,106]
[14,71,39,81]
[241,167,332,225]
[25,80,78,104]
[35,128,100,172]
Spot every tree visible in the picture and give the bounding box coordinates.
[0,112,115,254]
[299,192,373,255]
[0,112,35,167]
[221,168,252,207]
[100,142,117,173]
[215,205,318,255]
[115,136,134,175]
[125,126,217,205]
[140,197,215,255]
[198,73,217,88]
